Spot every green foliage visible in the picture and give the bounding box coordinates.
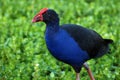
[0,0,120,80]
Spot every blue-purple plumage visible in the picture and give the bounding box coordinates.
[61,24,113,58]
[32,8,113,73]
[45,24,90,72]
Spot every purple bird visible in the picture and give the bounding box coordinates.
[32,8,113,80]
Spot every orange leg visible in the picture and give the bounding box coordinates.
[83,62,95,80]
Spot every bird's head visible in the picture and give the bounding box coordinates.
[32,8,59,24]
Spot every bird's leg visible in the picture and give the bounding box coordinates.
[83,62,95,80]
[76,73,80,80]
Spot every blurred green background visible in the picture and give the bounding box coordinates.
[0,0,120,80]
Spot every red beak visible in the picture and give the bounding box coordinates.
[32,14,43,23]
[32,8,48,23]
[32,19,36,23]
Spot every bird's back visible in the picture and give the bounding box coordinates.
[61,24,113,58]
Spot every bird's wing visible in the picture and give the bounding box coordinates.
[61,24,106,58]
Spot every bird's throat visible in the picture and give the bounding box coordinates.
[46,21,60,33]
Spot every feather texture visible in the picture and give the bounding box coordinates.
[33,9,113,73]
[61,24,113,58]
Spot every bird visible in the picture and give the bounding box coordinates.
[32,8,113,80]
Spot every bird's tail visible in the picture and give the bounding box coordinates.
[104,39,113,44]
[95,39,113,58]
[104,39,113,54]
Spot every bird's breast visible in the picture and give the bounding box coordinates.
[45,29,89,65]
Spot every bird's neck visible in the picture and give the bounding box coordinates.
[46,20,60,33]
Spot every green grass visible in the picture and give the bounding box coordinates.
[0,0,120,80]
